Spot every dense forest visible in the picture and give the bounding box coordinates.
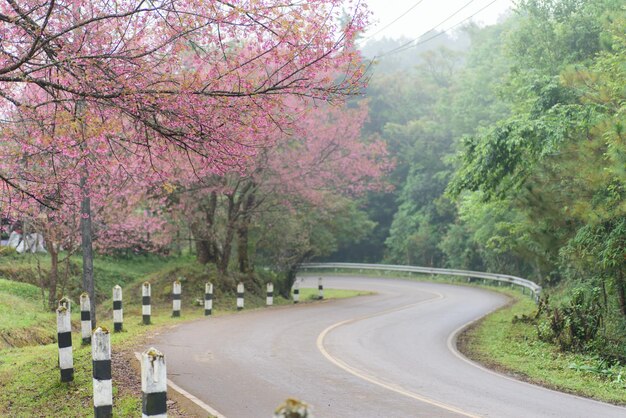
[333,0,625,360]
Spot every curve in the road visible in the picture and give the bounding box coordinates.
[316,291,481,418]
[149,276,626,418]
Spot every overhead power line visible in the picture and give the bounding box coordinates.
[364,0,426,40]
[377,0,500,58]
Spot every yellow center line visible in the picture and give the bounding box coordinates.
[316,290,482,418]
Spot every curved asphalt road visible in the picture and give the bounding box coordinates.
[150,276,626,417]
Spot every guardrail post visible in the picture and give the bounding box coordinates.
[266,282,273,306]
[318,277,324,300]
[293,281,300,303]
[204,282,213,316]
[80,292,92,345]
[237,282,244,311]
[142,282,151,325]
[113,285,123,332]
[57,298,73,382]
[141,348,167,418]
[92,327,112,418]
[172,280,181,317]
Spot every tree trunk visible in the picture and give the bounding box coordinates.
[616,270,626,319]
[194,192,219,265]
[80,178,96,327]
[237,224,250,274]
[237,189,256,274]
[217,190,243,274]
[195,239,212,264]
[47,245,59,311]
[219,222,235,274]
[278,250,314,298]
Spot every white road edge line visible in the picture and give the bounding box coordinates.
[446,305,626,412]
[316,290,482,418]
[134,352,227,418]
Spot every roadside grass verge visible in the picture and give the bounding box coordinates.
[0,279,56,348]
[0,253,183,305]
[300,287,374,301]
[460,293,626,405]
[0,309,205,417]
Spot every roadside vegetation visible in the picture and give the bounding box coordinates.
[462,292,626,405]
[0,253,367,417]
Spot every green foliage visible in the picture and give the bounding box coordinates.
[359,0,626,364]
[536,289,604,353]
[464,292,626,404]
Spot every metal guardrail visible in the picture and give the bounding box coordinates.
[299,262,542,300]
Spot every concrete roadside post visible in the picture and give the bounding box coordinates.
[142,282,151,325]
[172,279,181,317]
[141,348,167,418]
[57,298,74,382]
[266,282,273,306]
[113,285,123,332]
[236,282,244,311]
[80,292,92,345]
[293,281,300,304]
[92,327,113,418]
[318,277,324,300]
[204,282,213,316]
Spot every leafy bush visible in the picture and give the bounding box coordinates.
[535,287,615,358]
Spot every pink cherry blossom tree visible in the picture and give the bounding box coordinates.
[1,0,370,319]
[174,100,390,280]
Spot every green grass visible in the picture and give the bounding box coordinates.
[0,309,198,417]
[462,294,626,405]
[0,252,181,305]
[0,273,371,416]
[0,279,56,348]
[299,287,373,301]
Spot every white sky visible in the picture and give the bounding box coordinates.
[361,0,515,40]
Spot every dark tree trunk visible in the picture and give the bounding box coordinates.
[194,191,219,265]
[616,270,626,319]
[195,239,212,264]
[48,245,59,311]
[278,264,300,299]
[80,179,96,327]
[219,220,235,274]
[237,189,256,274]
[237,224,250,274]
[217,186,247,274]
[278,250,314,298]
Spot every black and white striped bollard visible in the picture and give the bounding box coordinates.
[56,299,74,382]
[141,348,167,418]
[113,285,123,332]
[293,281,300,303]
[142,282,151,325]
[236,282,244,311]
[318,277,324,300]
[92,327,113,418]
[266,282,273,306]
[172,280,181,317]
[80,292,92,345]
[204,282,213,316]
